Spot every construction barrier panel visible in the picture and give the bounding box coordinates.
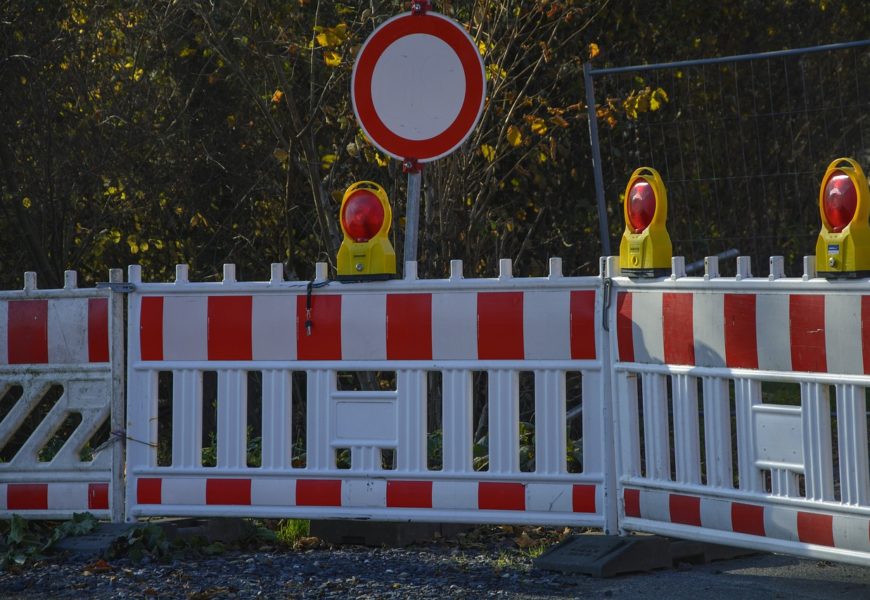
[124,259,617,531]
[0,270,124,522]
[609,255,870,566]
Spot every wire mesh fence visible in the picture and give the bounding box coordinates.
[586,40,870,275]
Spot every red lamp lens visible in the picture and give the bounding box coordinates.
[823,170,857,232]
[627,180,656,233]
[341,190,384,242]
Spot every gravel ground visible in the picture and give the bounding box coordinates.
[2,525,870,599]
[1,544,577,599]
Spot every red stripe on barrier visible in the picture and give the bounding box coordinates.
[386,294,432,360]
[477,292,524,359]
[663,293,695,365]
[8,483,48,510]
[386,480,433,508]
[87,298,110,363]
[207,296,253,360]
[296,295,342,360]
[478,482,525,510]
[572,484,596,513]
[797,511,834,547]
[88,483,109,510]
[623,488,640,517]
[724,294,758,369]
[862,296,870,374]
[616,292,634,362]
[206,478,252,505]
[140,297,164,361]
[137,478,162,504]
[790,295,827,372]
[669,494,701,526]
[296,479,342,506]
[570,291,596,360]
[731,502,765,536]
[8,300,48,364]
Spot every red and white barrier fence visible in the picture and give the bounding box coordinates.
[610,255,870,566]
[124,259,616,531]
[0,271,124,521]
[4,254,870,567]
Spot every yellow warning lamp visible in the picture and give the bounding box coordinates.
[619,167,673,277]
[336,181,396,280]
[815,158,870,278]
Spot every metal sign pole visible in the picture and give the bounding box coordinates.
[403,161,422,272]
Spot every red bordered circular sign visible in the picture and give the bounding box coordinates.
[351,11,486,163]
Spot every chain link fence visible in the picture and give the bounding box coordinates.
[585,40,870,275]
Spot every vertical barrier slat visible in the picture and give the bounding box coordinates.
[802,382,834,501]
[352,446,379,471]
[836,384,870,505]
[535,369,566,475]
[488,369,519,475]
[642,373,670,481]
[397,369,427,472]
[172,370,203,468]
[307,369,334,470]
[771,468,799,497]
[616,372,641,478]
[582,371,602,475]
[702,377,732,488]
[735,378,763,493]
[261,369,292,470]
[672,374,701,484]
[109,269,125,523]
[217,369,247,469]
[442,369,472,473]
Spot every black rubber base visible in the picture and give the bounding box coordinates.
[621,268,671,279]
[817,270,870,279]
[334,273,396,282]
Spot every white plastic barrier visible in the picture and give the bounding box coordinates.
[609,256,870,566]
[0,271,124,521]
[124,259,616,530]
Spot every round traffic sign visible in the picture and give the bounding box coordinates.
[351,11,486,163]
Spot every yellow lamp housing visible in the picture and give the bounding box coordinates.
[337,181,396,280]
[619,167,673,277]
[815,158,870,279]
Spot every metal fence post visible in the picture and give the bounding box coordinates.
[584,62,611,257]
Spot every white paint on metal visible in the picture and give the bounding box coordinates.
[371,33,465,141]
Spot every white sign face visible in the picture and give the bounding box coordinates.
[370,33,466,141]
[352,12,486,162]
